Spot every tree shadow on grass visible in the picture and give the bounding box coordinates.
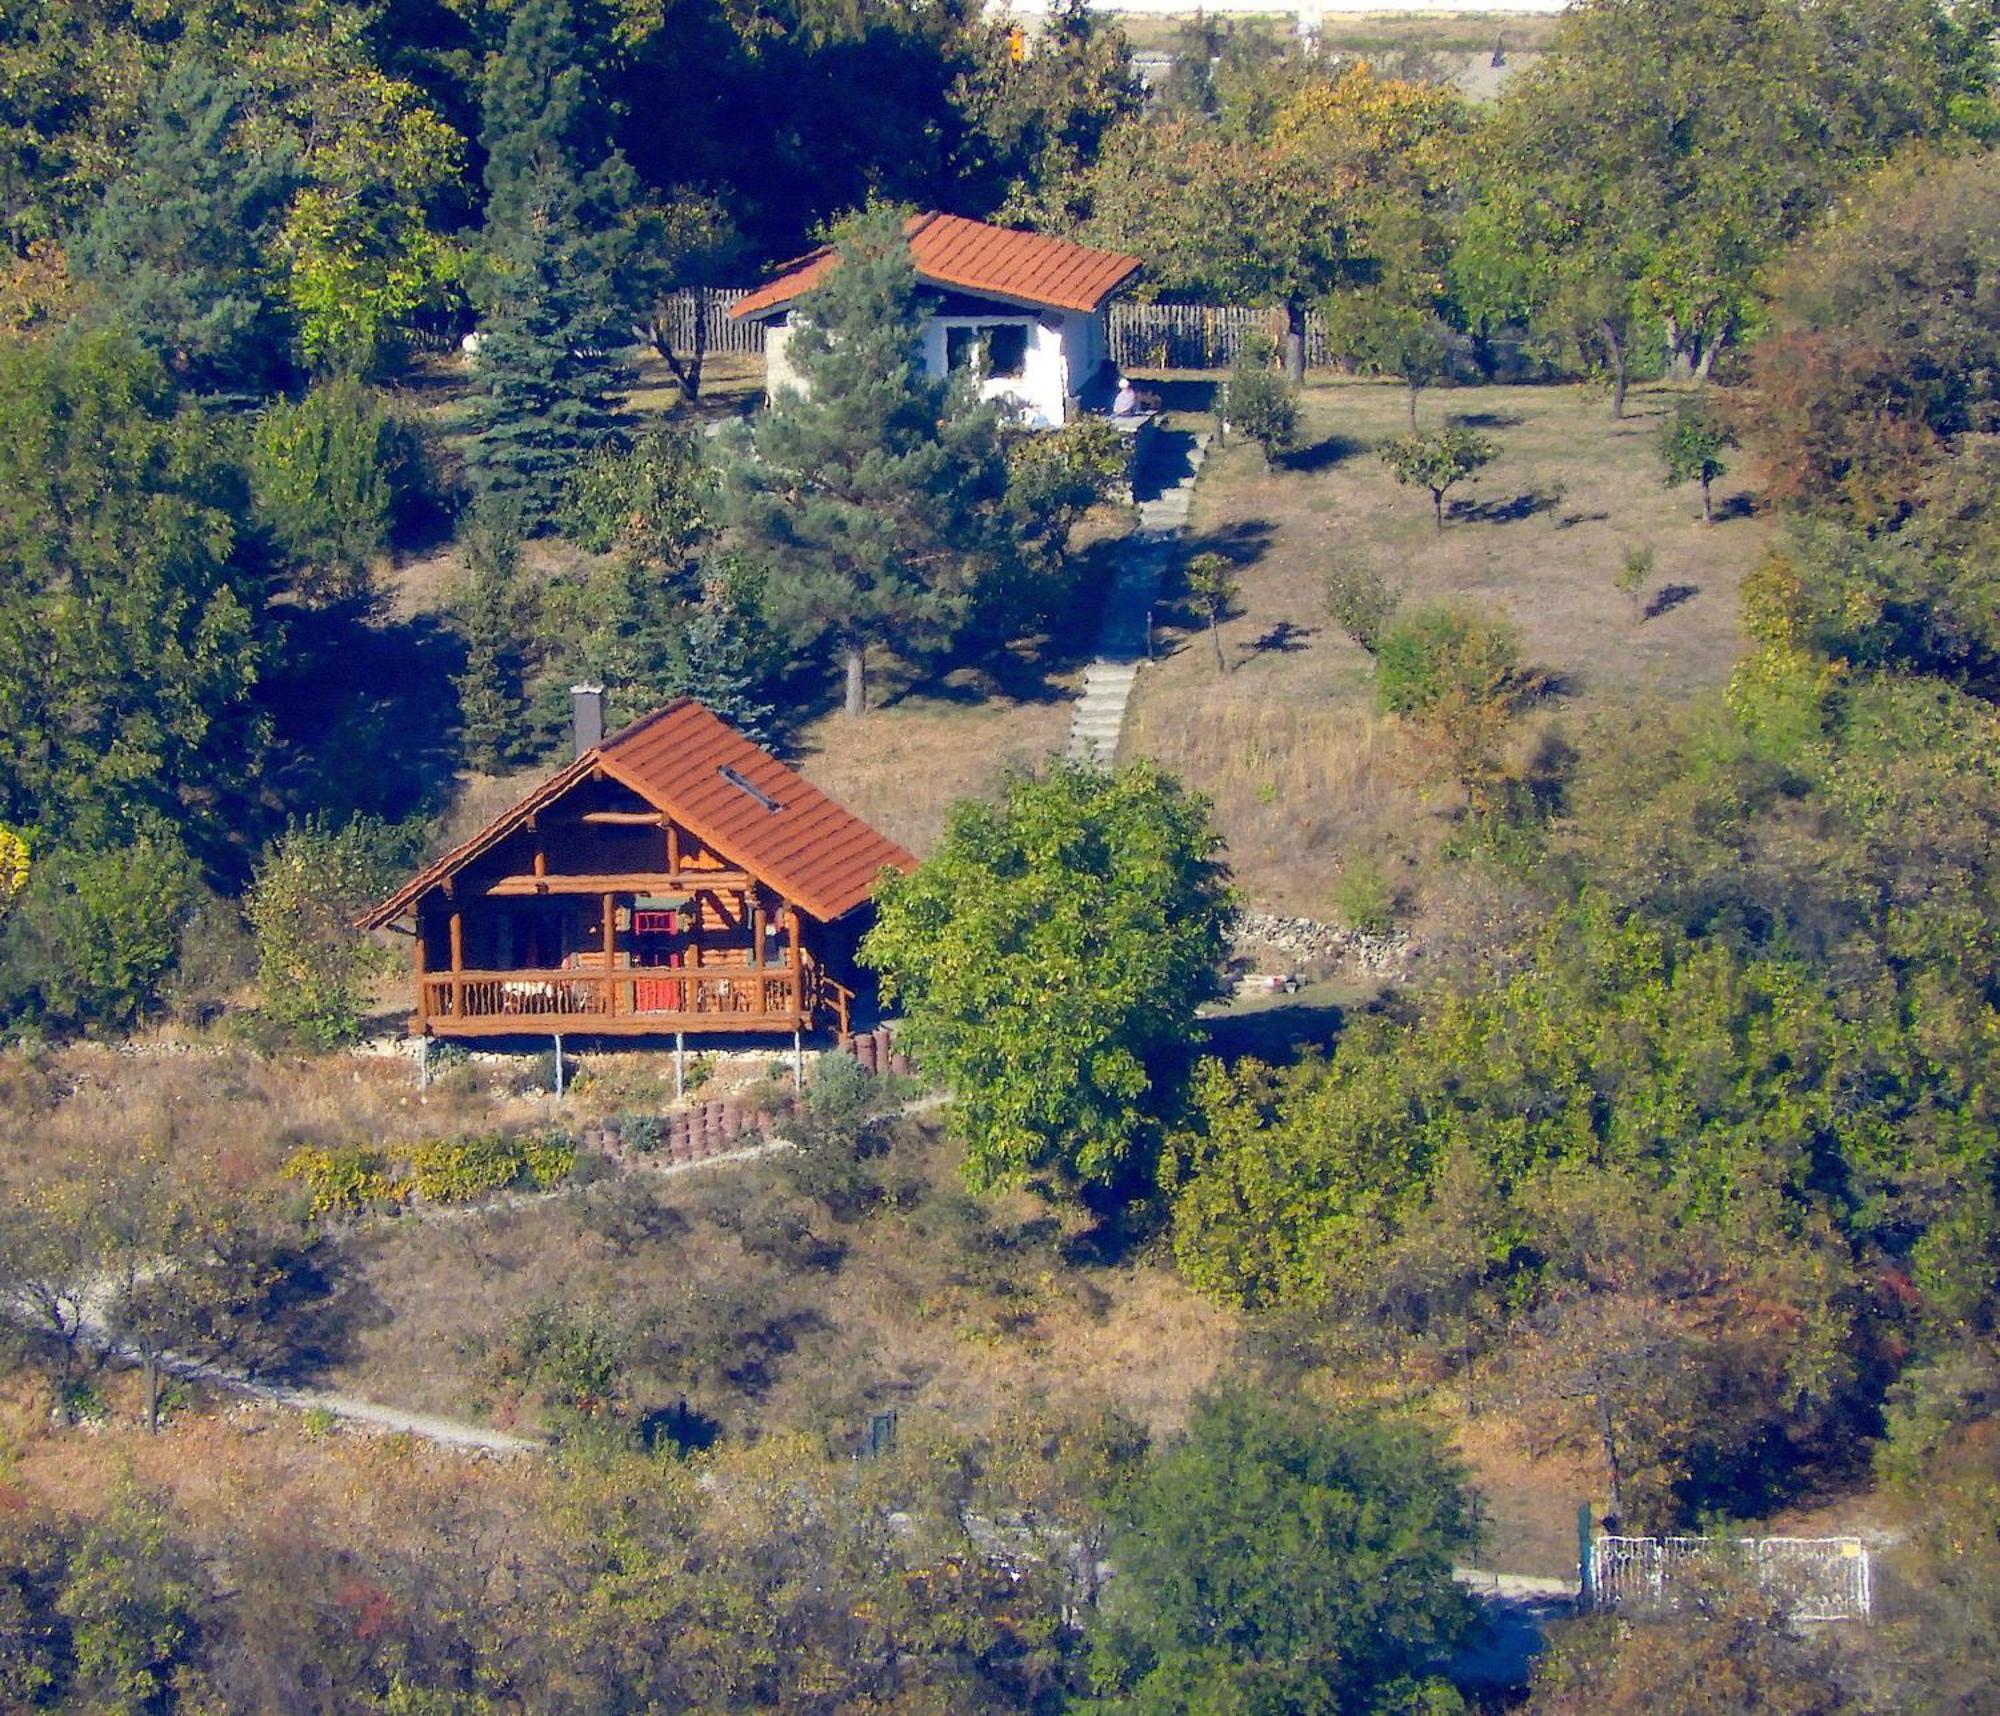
[1643,582,1700,620]
[1136,376,1221,417]
[237,1239,391,1386]
[1282,433,1365,473]
[1448,486,1565,526]
[1450,410,1525,430]
[1555,508,1611,530]
[1182,517,1275,571]
[1251,620,1316,654]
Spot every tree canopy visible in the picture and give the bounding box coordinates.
[864,760,1237,1195]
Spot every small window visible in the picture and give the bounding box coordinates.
[984,323,1028,379]
[945,325,980,372]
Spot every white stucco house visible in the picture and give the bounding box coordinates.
[729,212,1143,429]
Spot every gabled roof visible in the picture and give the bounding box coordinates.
[360,700,916,929]
[730,212,1142,323]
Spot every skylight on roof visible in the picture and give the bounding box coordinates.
[719,765,782,813]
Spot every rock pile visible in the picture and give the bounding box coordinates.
[1232,912,1415,980]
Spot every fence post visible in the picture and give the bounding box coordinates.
[1577,1503,1595,1610]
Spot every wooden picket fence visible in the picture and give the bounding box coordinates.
[656,288,765,356]
[1108,301,1337,371]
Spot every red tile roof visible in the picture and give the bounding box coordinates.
[360,700,916,929]
[730,212,1142,322]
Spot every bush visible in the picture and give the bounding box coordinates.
[1332,857,1396,935]
[245,817,401,1050]
[1005,416,1129,564]
[0,838,199,1034]
[1090,1387,1478,1713]
[248,375,427,603]
[285,1145,408,1218]
[1324,558,1401,653]
[557,425,710,568]
[1224,341,1299,460]
[1375,603,1523,718]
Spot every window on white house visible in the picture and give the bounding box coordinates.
[946,325,980,372]
[984,323,1028,379]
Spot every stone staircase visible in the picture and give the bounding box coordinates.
[1066,429,1210,765]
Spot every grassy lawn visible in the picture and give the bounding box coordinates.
[1124,374,1770,918]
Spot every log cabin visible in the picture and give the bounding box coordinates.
[359,694,916,1048]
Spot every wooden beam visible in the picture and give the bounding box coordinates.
[666,821,681,872]
[578,810,667,826]
[483,870,752,897]
[411,915,428,1026]
[602,892,617,1019]
[448,910,464,1021]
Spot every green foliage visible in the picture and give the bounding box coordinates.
[284,1144,408,1218]
[1379,425,1495,532]
[1374,602,1523,719]
[57,1487,207,1716]
[1184,552,1239,673]
[1089,1387,1478,1715]
[1324,557,1402,653]
[406,1130,577,1202]
[70,57,297,391]
[453,510,535,774]
[249,376,422,604]
[1613,545,1656,615]
[467,0,649,522]
[721,203,1014,715]
[498,1301,627,1428]
[0,332,264,855]
[251,12,465,375]
[1003,415,1129,569]
[1453,0,1988,413]
[958,0,1141,228]
[0,839,199,1034]
[783,1051,887,1217]
[287,1128,576,1215]
[1332,856,1396,935]
[1323,290,1458,426]
[1658,396,1733,523]
[557,424,711,567]
[245,817,398,1050]
[1224,362,1299,462]
[863,760,1237,1194]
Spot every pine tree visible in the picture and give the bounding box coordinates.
[468,0,648,523]
[666,574,779,746]
[454,513,533,773]
[721,204,1013,715]
[71,58,297,393]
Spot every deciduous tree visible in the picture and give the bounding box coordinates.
[1090,1387,1478,1715]
[864,760,1236,1195]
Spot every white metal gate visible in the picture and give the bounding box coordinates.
[1590,1535,1873,1622]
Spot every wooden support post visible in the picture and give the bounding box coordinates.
[601,892,617,1017]
[411,913,428,1027]
[448,910,463,1019]
[750,894,765,970]
[793,1029,803,1092]
[786,905,803,1023]
[553,1034,565,1100]
[675,1031,686,1099]
[666,820,681,874]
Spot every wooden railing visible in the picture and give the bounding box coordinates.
[421,967,803,1027]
